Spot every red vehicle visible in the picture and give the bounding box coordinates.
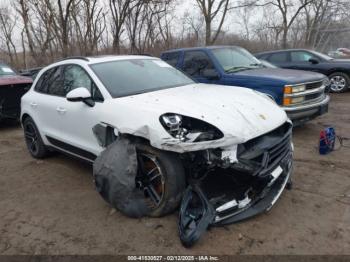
[0,62,33,120]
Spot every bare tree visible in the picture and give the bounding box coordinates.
[0,6,19,65]
[109,0,138,53]
[195,0,232,45]
[270,0,312,48]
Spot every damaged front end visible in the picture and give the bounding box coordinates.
[178,122,293,247]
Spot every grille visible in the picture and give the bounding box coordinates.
[306,81,323,90]
[237,122,292,175]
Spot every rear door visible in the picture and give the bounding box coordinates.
[31,66,66,142]
[266,51,290,68]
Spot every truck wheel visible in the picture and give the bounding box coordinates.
[93,138,186,218]
[23,117,49,159]
[329,72,349,93]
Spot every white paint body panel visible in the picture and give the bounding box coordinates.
[21,56,289,157]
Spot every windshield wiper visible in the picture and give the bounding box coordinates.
[249,63,264,67]
[225,66,252,73]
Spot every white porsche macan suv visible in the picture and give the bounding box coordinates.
[21,55,293,247]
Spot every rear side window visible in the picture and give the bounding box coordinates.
[183,51,214,76]
[162,52,180,67]
[268,52,288,63]
[34,67,63,95]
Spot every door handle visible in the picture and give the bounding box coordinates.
[30,102,38,108]
[56,107,67,114]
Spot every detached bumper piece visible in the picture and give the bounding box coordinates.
[178,123,293,247]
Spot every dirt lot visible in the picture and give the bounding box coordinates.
[0,93,349,255]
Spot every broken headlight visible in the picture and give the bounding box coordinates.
[160,113,224,142]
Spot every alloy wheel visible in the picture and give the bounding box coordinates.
[24,122,39,155]
[330,75,347,92]
[136,153,165,208]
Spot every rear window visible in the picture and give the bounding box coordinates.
[90,59,194,98]
[268,52,288,63]
[162,52,180,67]
[0,64,16,76]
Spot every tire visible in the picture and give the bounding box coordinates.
[329,72,350,93]
[23,116,49,159]
[135,143,186,217]
[93,138,186,218]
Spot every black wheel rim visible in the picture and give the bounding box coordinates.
[135,153,165,208]
[24,122,39,155]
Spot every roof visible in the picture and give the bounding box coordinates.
[255,49,311,56]
[56,55,157,65]
[162,45,242,53]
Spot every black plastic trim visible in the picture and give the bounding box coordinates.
[46,136,96,161]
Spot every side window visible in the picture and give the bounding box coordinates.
[162,52,180,67]
[47,67,64,96]
[291,51,316,62]
[63,65,104,102]
[183,51,214,76]
[34,69,51,93]
[258,54,269,60]
[268,52,288,63]
[34,67,63,95]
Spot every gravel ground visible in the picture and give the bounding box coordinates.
[0,93,349,255]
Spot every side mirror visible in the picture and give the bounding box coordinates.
[66,87,95,107]
[202,69,220,80]
[309,58,319,64]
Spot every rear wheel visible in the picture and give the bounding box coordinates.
[23,117,49,159]
[329,72,349,93]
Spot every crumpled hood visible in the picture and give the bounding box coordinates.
[103,83,288,152]
[233,68,325,84]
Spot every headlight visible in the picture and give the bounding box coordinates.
[284,84,306,94]
[283,84,306,106]
[160,113,223,142]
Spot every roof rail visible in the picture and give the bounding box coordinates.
[59,56,90,62]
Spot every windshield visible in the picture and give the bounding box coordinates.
[212,47,263,73]
[310,50,334,61]
[90,59,194,98]
[0,63,16,76]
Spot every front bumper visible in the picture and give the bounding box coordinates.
[214,153,293,225]
[283,95,330,126]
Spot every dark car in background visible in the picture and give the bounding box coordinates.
[161,46,329,126]
[19,67,43,80]
[0,62,33,121]
[255,49,350,93]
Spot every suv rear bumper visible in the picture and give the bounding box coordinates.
[282,95,330,126]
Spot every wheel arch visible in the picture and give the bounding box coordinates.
[21,113,31,124]
[327,69,350,78]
